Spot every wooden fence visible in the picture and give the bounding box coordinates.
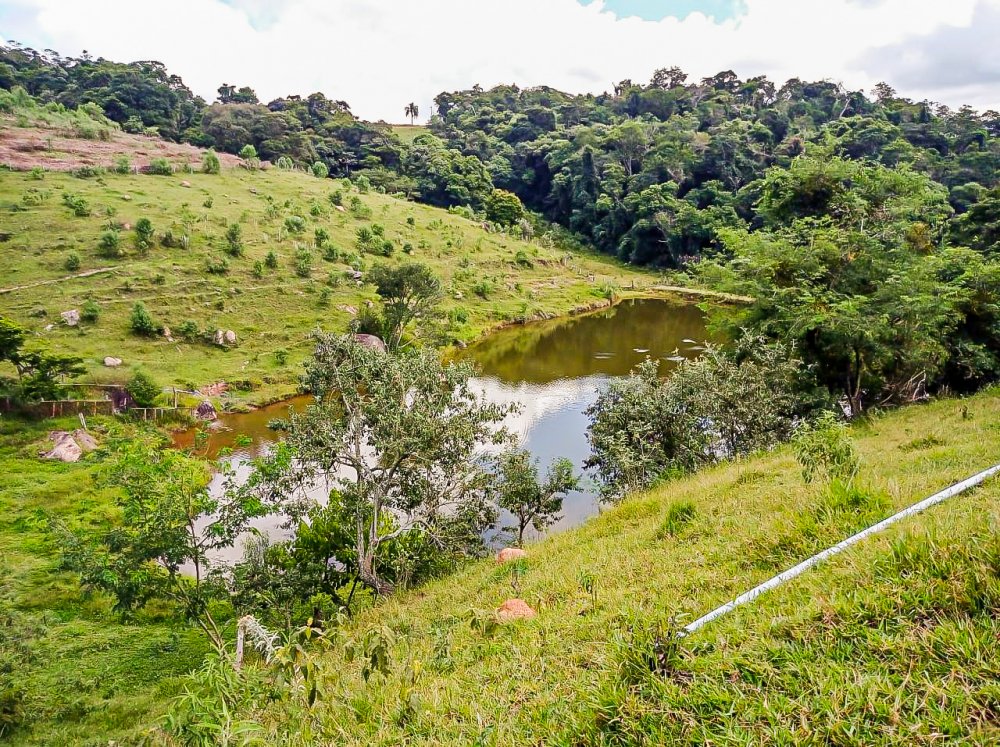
[0,397,179,421]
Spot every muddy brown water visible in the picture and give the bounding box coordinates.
[174,297,712,548]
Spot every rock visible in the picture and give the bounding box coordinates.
[72,429,98,452]
[364,299,374,309]
[350,270,363,281]
[121,194,132,201]
[181,180,191,187]
[103,356,123,367]
[249,187,258,195]
[162,326,173,342]
[335,205,346,212]
[455,340,468,350]
[43,324,54,332]
[195,400,218,421]
[122,222,131,231]
[60,309,80,326]
[224,330,237,345]
[214,329,225,346]
[454,291,464,300]
[496,599,537,623]
[496,547,528,564]
[353,334,387,352]
[42,431,82,463]
[206,419,227,431]
[337,304,358,316]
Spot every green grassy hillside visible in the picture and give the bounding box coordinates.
[0,165,649,403]
[231,390,1000,745]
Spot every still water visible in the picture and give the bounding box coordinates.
[175,297,711,544]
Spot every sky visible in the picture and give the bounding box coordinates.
[0,0,998,122]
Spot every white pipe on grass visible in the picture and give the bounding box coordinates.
[680,463,1000,637]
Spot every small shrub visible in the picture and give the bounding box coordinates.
[203,196,214,209]
[275,156,294,170]
[224,224,243,257]
[656,500,696,539]
[73,165,104,179]
[349,196,371,219]
[514,250,533,268]
[379,239,394,257]
[315,228,330,248]
[318,288,331,306]
[274,348,289,366]
[64,252,81,272]
[406,216,415,226]
[127,369,160,407]
[98,229,122,258]
[113,155,131,174]
[265,250,278,269]
[311,161,329,178]
[294,248,313,278]
[202,150,222,174]
[329,190,343,206]
[792,412,860,484]
[284,215,306,234]
[29,166,44,180]
[176,320,200,341]
[205,256,229,275]
[62,192,90,217]
[322,245,339,262]
[134,218,154,255]
[251,260,264,278]
[402,243,414,254]
[472,279,494,299]
[148,158,173,176]
[81,300,100,323]
[130,302,158,336]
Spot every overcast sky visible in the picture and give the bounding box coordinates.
[1,0,998,122]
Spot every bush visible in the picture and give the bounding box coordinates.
[224,224,243,257]
[284,216,306,234]
[64,252,81,272]
[311,161,329,178]
[203,196,214,209]
[294,248,313,278]
[62,192,90,217]
[485,189,525,226]
[322,245,339,262]
[252,260,264,278]
[314,228,329,248]
[148,158,173,176]
[792,411,860,484]
[130,302,158,336]
[29,166,44,180]
[514,250,533,268]
[205,256,229,275]
[113,155,131,174]
[81,300,100,323]
[276,156,294,170]
[134,218,154,255]
[202,150,221,175]
[73,165,104,179]
[176,320,200,340]
[329,190,343,206]
[98,230,122,258]
[472,280,494,299]
[265,250,279,269]
[127,369,160,407]
[274,348,289,366]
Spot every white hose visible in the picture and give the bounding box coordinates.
[680,463,1000,637]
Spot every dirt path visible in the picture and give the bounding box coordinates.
[0,267,117,295]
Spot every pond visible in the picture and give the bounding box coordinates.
[174,297,712,548]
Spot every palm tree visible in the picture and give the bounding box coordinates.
[404,102,419,125]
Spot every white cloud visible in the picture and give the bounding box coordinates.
[0,0,995,121]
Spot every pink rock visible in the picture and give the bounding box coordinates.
[496,599,536,622]
[496,548,528,564]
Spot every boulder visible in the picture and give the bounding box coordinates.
[162,326,173,342]
[122,222,131,231]
[195,400,218,421]
[353,334,387,352]
[496,599,537,623]
[73,429,98,452]
[42,431,82,463]
[335,205,346,212]
[181,180,191,187]
[60,309,80,326]
[214,329,225,346]
[224,330,237,345]
[103,356,123,367]
[496,547,528,564]
[337,304,358,316]
[349,270,363,281]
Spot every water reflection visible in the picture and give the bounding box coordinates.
[175,298,712,550]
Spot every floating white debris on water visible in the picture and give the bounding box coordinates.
[664,355,687,362]
[633,348,650,353]
[594,353,614,359]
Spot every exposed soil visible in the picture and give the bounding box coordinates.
[0,121,243,172]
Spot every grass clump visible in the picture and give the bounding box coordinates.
[655,499,696,538]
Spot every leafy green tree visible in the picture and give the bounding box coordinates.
[224,223,243,257]
[0,316,85,401]
[201,150,221,175]
[485,189,525,226]
[134,218,154,255]
[55,437,291,651]
[367,262,443,349]
[493,449,578,545]
[130,302,158,336]
[126,369,160,407]
[311,161,329,178]
[261,335,514,595]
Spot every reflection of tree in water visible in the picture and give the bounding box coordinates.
[460,299,713,384]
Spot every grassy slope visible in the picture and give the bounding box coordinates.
[252,391,1000,745]
[0,166,649,404]
[0,417,210,746]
